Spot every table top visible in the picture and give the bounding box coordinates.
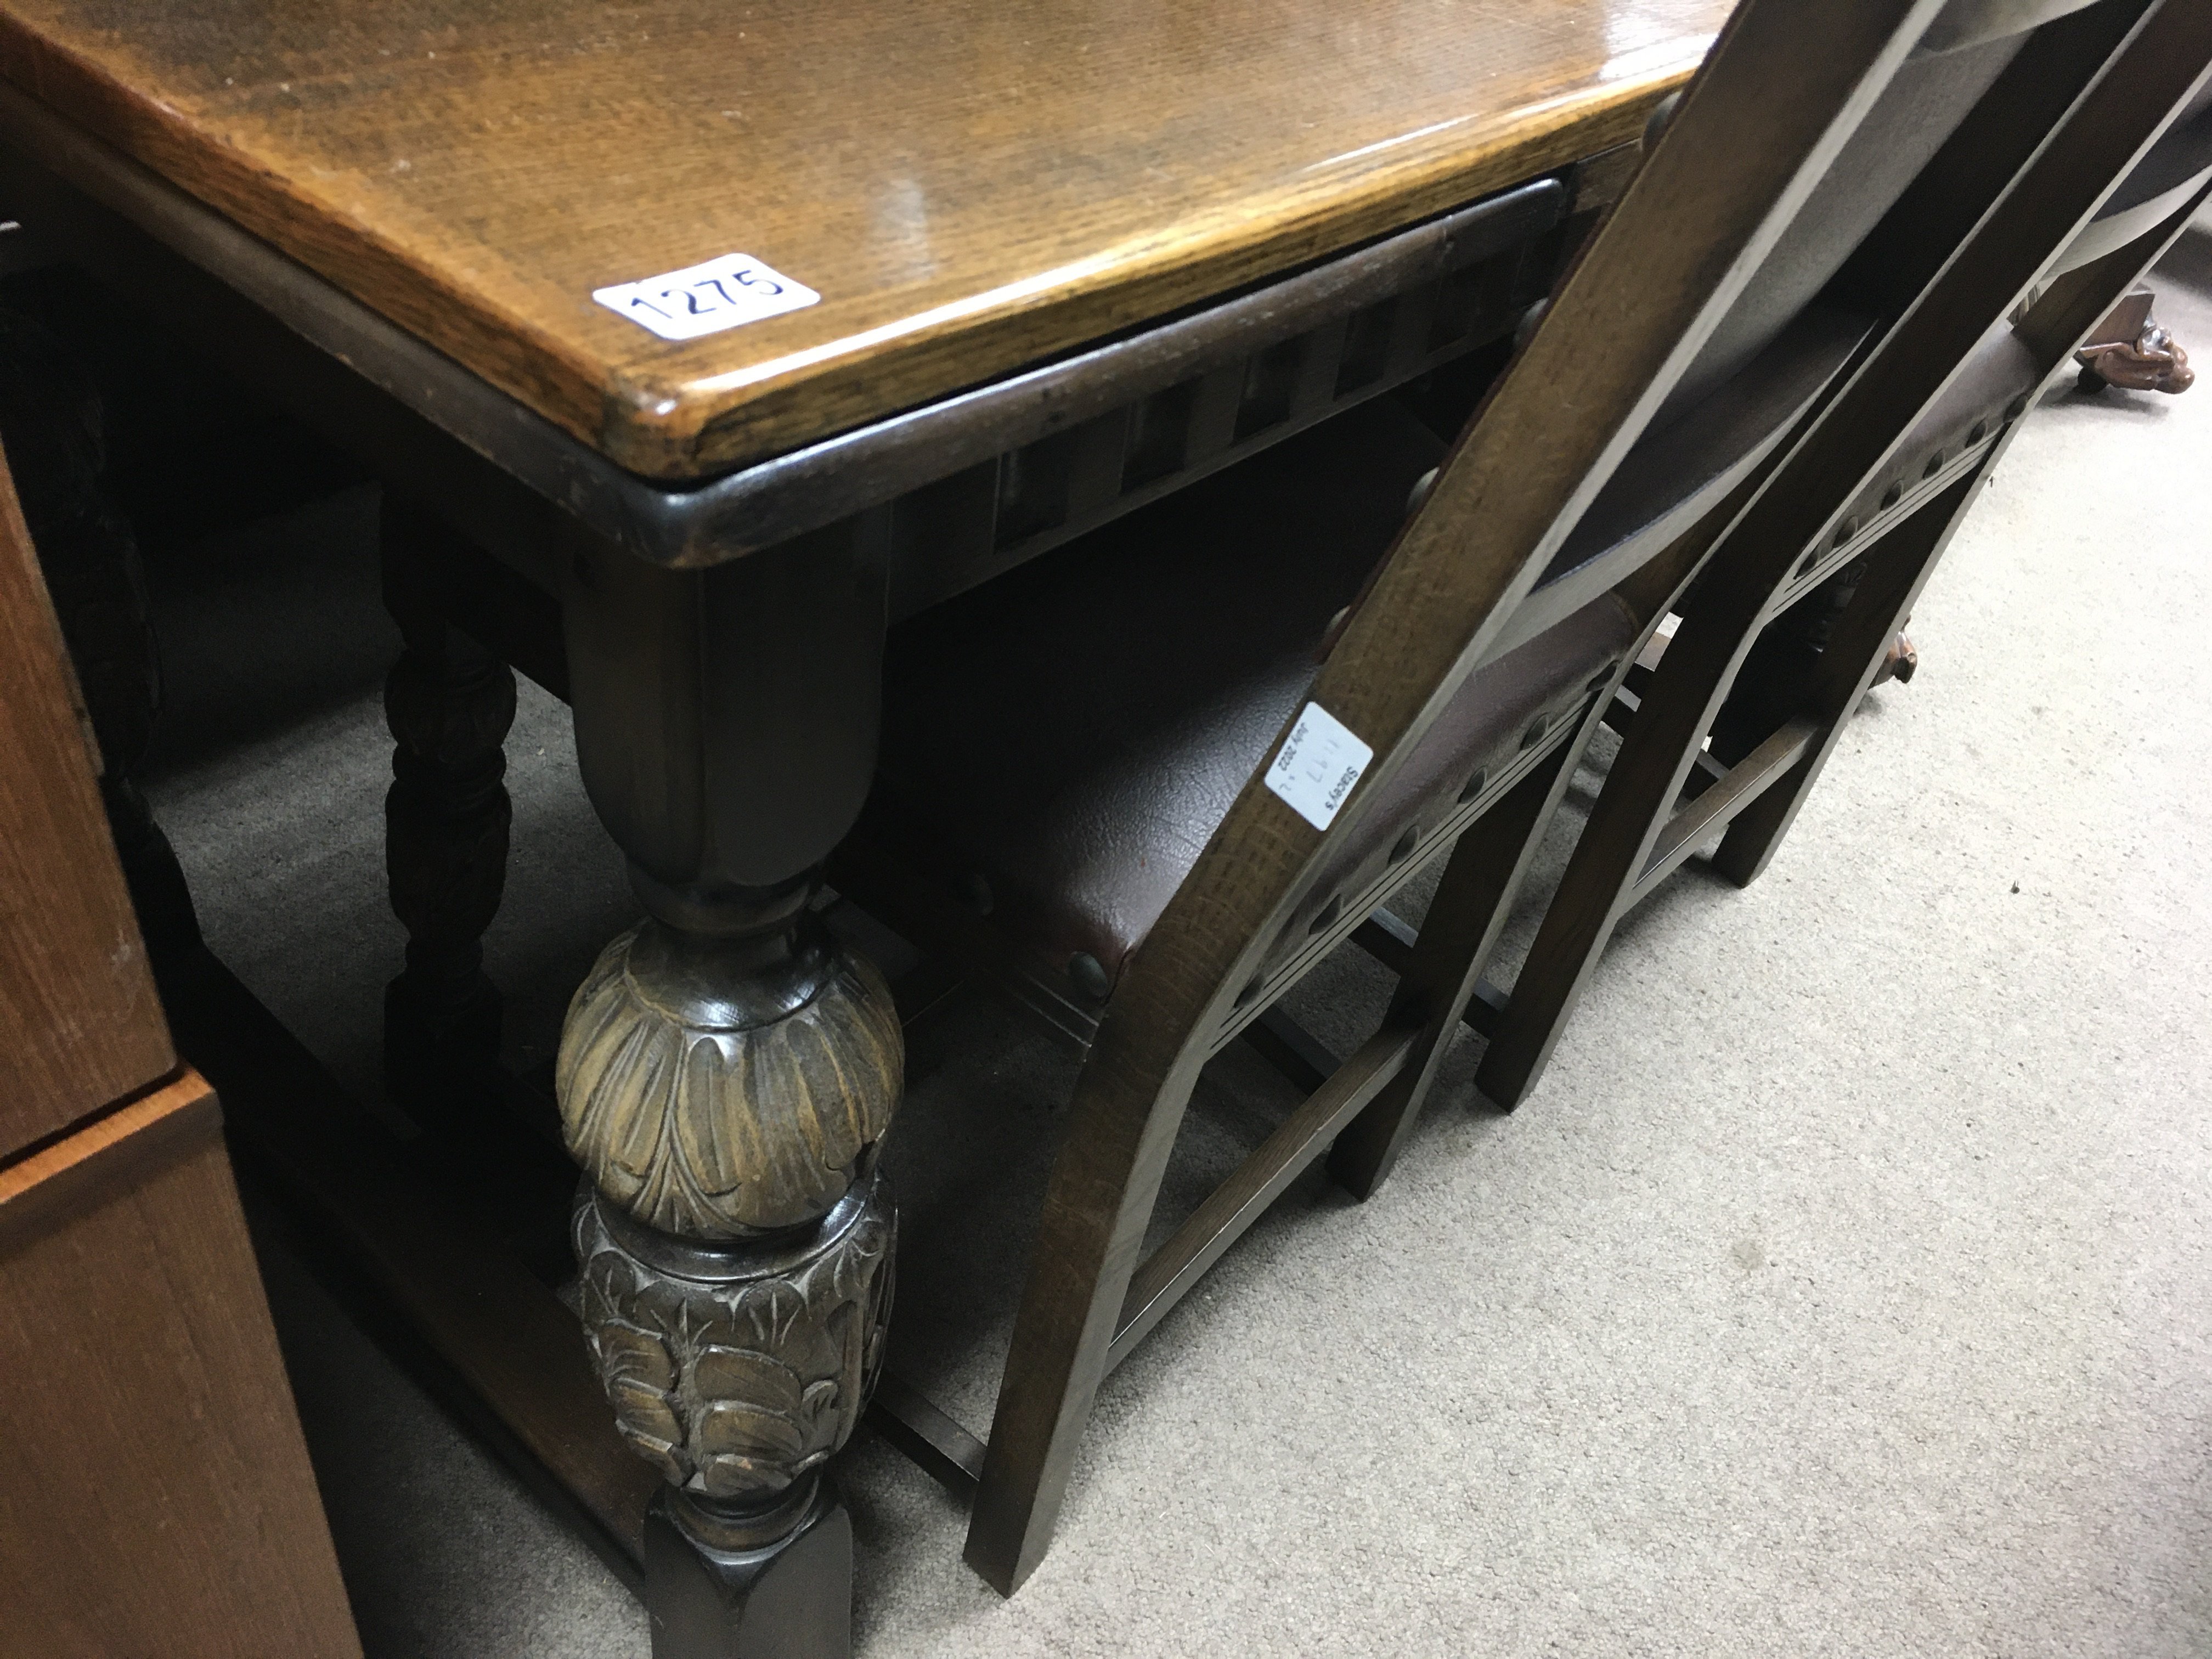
[0,1,1722,481]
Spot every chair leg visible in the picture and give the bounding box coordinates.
[1711,471,1978,888]
[1474,593,1771,1111]
[1480,470,1989,1113]
[966,1054,1197,1595]
[1328,721,1587,1199]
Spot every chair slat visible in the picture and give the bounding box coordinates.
[867,1374,987,1500]
[1241,1007,1341,1098]
[1633,716,1821,902]
[1107,1026,1419,1373]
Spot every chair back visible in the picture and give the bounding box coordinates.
[1114,0,2208,1097]
[1486,0,2182,660]
[1453,0,2212,1116]
[1681,0,2212,639]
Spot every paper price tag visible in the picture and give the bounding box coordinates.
[593,252,820,342]
[1265,702,1373,831]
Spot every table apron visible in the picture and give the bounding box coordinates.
[0,81,1568,578]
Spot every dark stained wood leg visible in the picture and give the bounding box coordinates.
[1327,710,1593,1198]
[1463,501,1767,1114]
[562,889,900,1659]
[569,991,893,1659]
[380,498,517,1115]
[0,302,201,965]
[965,1039,1197,1595]
[967,690,1579,1585]
[1478,477,1980,1115]
[1473,591,1769,1113]
[556,521,900,1656]
[1710,475,1979,888]
[642,1475,855,1658]
[1476,507,1947,1113]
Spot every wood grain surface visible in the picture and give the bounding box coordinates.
[0,1068,363,1659]
[0,0,1723,478]
[0,437,171,1161]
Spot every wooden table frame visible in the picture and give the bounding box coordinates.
[0,63,1656,1658]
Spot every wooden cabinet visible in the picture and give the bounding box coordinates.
[0,447,360,1658]
[0,433,170,1156]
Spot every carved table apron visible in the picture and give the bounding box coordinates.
[0,4,1718,1647]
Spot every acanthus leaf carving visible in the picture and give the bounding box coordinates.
[558,919,903,1239]
[573,1172,894,1503]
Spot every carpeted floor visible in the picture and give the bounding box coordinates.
[138,229,2212,1658]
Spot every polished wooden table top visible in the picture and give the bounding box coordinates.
[0,1,1722,479]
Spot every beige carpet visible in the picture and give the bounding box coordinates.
[144,227,2212,1658]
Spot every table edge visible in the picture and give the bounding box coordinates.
[0,19,1692,478]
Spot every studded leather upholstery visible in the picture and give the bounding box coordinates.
[860,397,1637,1008]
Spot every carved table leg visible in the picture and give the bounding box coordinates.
[0,303,200,964]
[563,890,900,1656]
[557,521,899,1657]
[381,500,517,1115]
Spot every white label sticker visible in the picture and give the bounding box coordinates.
[1265,701,1374,831]
[592,252,820,342]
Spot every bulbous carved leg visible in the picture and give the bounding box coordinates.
[560,881,903,1659]
[381,501,517,1114]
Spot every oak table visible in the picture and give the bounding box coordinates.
[0,2,1722,1650]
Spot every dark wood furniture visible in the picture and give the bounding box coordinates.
[0,440,360,1659]
[0,0,1721,475]
[847,396,1650,1588]
[1474,0,2212,1113]
[856,0,2212,1589]
[0,2,1726,1650]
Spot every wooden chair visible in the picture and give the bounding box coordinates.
[1656,63,2212,750]
[834,0,2103,1594]
[1475,0,2212,1113]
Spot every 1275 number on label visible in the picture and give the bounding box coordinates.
[592,252,820,342]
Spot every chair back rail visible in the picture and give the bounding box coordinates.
[2044,76,2212,277]
[1500,0,2160,665]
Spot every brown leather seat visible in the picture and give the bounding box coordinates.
[864,396,1637,1010]
[1843,321,2042,531]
